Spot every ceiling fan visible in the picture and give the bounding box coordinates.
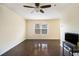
[23,3,56,13]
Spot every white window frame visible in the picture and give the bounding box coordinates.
[34,24,48,34]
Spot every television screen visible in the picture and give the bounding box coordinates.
[65,33,78,45]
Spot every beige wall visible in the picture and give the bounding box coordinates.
[60,4,79,46]
[0,5,26,55]
[26,20,60,39]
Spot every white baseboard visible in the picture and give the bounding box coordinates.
[0,39,26,55]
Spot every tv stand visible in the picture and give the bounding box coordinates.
[63,41,79,56]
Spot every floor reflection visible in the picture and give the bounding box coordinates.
[34,43,48,55]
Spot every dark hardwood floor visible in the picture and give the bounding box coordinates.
[2,39,62,56]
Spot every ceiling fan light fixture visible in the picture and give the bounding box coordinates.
[23,3,56,13]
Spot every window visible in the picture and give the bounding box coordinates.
[35,24,48,34]
[35,24,40,34]
[42,24,47,34]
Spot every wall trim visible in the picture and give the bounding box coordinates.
[26,39,60,40]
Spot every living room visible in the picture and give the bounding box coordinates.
[0,3,79,56]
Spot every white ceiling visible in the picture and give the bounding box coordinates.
[1,3,79,20]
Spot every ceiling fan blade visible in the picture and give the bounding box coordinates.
[40,9,44,13]
[40,5,51,8]
[35,3,40,7]
[24,5,35,8]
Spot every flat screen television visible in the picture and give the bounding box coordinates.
[65,33,78,45]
